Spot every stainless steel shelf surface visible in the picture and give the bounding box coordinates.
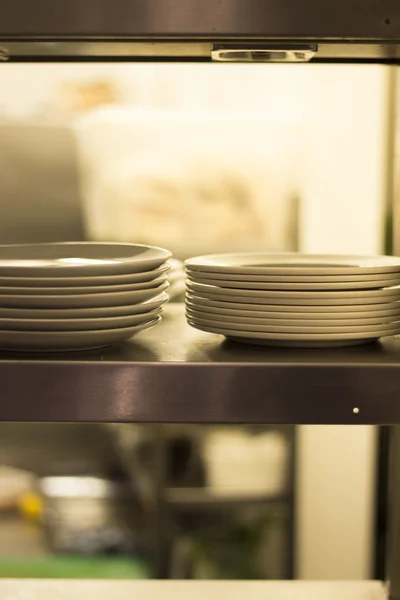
[1,304,400,424]
[2,41,400,62]
[0,0,398,38]
[0,579,388,600]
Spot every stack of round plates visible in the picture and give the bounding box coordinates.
[185,253,400,347]
[0,242,171,351]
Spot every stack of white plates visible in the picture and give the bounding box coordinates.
[185,253,400,347]
[0,242,171,351]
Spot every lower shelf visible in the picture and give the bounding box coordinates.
[0,579,387,600]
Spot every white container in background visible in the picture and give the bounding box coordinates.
[75,107,301,260]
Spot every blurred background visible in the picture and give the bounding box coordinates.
[0,62,393,581]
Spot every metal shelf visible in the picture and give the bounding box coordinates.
[2,0,400,64]
[1,303,400,424]
[0,579,387,600]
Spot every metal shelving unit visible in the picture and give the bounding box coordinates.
[1,2,400,597]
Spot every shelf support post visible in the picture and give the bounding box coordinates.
[388,65,400,599]
[387,426,400,599]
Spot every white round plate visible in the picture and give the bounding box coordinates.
[0,274,168,296]
[187,311,400,334]
[0,292,169,319]
[0,243,171,277]
[0,281,169,309]
[0,263,171,287]
[186,298,400,320]
[0,316,161,351]
[186,266,400,284]
[186,318,400,347]
[186,253,400,276]
[0,307,163,332]
[185,305,400,327]
[186,293,400,313]
[186,281,400,305]
[188,274,400,291]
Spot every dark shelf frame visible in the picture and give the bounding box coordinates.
[2,0,400,63]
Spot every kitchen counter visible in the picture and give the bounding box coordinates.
[0,579,387,600]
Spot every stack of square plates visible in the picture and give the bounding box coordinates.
[185,253,400,347]
[0,242,171,351]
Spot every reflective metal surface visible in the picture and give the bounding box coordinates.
[0,40,400,62]
[0,0,400,61]
[2,305,400,424]
[0,0,399,37]
[0,40,212,60]
[211,44,317,62]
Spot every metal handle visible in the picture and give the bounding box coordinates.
[211,44,317,63]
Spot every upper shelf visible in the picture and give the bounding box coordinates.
[1,304,400,425]
[1,0,399,38]
[1,0,400,63]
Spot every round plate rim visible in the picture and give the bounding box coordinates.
[186,305,400,325]
[0,242,171,277]
[186,319,400,340]
[186,312,400,333]
[0,274,168,296]
[0,307,163,331]
[187,280,400,300]
[0,263,171,287]
[187,274,400,291]
[186,293,400,312]
[185,267,400,283]
[0,293,169,318]
[185,298,400,319]
[186,253,400,276]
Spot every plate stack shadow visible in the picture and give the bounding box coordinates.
[185,253,400,347]
[0,242,171,351]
